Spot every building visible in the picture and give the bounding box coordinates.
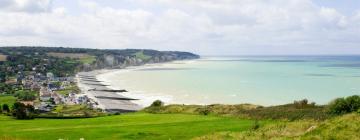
[40,88,52,101]
[46,72,54,81]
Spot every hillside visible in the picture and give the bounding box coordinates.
[194,113,360,140]
[0,113,259,140]
[1,112,359,140]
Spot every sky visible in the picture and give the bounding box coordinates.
[0,0,360,55]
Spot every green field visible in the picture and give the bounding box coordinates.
[79,55,96,64]
[134,51,152,61]
[0,113,260,140]
[0,95,16,105]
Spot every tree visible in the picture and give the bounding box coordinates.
[14,90,36,101]
[328,95,360,115]
[2,104,10,113]
[151,100,164,107]
[12,102,34,119]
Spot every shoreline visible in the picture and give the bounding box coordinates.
[96,60,199,107]
[76,60,197,112]
[76,69,142,113]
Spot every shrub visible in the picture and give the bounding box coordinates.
[328,95,360,115]
[150,100,164,107]
[293,99,316,108]
[2,104,10,112]
[199,107,210,115]
[251,120,260,130]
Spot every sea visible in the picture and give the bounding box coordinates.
[97,56,360,107]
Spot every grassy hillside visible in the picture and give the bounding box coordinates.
[134,51,152,61]
[0,113,261,140]
[194,113,360,140]
[302,113,360,139]
[143,103,330,120]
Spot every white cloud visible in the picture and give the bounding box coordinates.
[0,0,359,55]
[0,0,52,13]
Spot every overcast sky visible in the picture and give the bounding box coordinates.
[1,0,360,55]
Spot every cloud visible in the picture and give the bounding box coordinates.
[0,0,52,13]
[0,0,359,55]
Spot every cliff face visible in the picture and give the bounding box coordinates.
[83,50,200,71]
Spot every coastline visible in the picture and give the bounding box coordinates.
[96,60,199,107]
[76,69,142,112]
[76,60,197,112]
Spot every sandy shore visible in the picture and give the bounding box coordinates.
[76,69,142,113]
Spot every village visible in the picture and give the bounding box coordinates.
[4,63,97,113]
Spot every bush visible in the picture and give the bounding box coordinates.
[328,95,360,115]
[251,120,260,130]
[199,107,210,116]
[293,99,316,108]
[2,104,10,112]
[151,100,164,107]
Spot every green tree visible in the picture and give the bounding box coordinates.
[2,104,10,112]
[12,102,34,119]
[14,90,37,101]
[328,95,360,115]
[151,100,164,107]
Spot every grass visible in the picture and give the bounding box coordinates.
[47,52,96,64]
[194,113,360,140]
[0,113,261,140]
[37,104,105,118]
[53,105,88,113]
[55,84,80,96]
[55,89,72,95]
[47,52,91,59]
[134,51,152,61]
[0,95,16,106]
[302,113,360,139]
[143,103,330,120]
[79,55,96,64]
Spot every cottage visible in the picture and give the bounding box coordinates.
[31,83,41,91]
[20,101,34,106]
[36,102,53,112]
[40,88,52,101]
[46,72,54,81]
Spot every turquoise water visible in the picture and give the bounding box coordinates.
[99,56,360,106]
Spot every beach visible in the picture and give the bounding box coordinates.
[77,69,142,112]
